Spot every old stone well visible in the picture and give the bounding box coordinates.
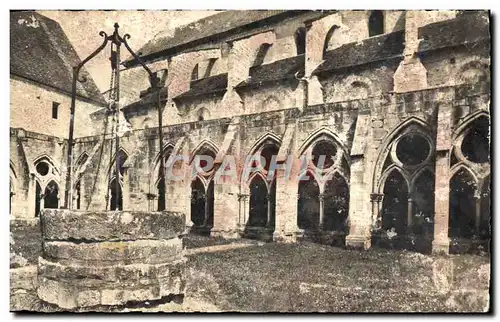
[37,209,187,311]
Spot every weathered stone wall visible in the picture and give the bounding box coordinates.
[10,77,104,139]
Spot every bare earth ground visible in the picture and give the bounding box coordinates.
[151,237,490,313]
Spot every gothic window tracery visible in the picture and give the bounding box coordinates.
[33,156,60,217]
[189,142,218,232]
[449,115,490,244]
[297,132,350,233]
[376,127,435,241]
[243,136,280,234]
[108,149,128,211]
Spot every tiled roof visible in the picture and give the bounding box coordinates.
[123,10,297,67]
[174,73,228,100]
[235,55,305,89]
[10,11,106,105]
[312,30,405,76]
[417,11,490,53]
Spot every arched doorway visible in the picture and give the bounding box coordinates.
[297,172,320,230]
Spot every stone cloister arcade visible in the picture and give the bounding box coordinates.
[10,106,490,255]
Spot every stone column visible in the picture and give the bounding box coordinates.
[121,168,130,210]
[318,193,325,230]
[40,191,45,213]
[237,194,248,233]
[370,193,384,231]
[432,151,451,254]
[27,173,36,218]
[266,194,272,227]
[407,198,413,234]
[475,193,481,235]
[345,158,372,250]
[203,194,209,227]
[273,167,299,243]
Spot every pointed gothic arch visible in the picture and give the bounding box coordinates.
[373,117,432,189]
[246,132,282,157]
[323,25,339,56]
[298,127,348,158]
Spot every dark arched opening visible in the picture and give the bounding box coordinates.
[381,170,408,235]
[268,180,276,229]
[295,27,306,55]
[75,180,81,210]
[297,172,320,230]
[253,43,272,67]
[260,144,280,172]
[206,180,215,227]
[323,173,349,233]
[190,178,206,227]
[461,116,490,164]
[449,169,477,238]
[368,10,384,37]
[35,181,41,217]
[248,175,268,227]
[109,178,123,211]
[323,25,338,56]
[44,181,59,209]
[412,170,435,237]
[157,148,172,211]
[157,178,166,211]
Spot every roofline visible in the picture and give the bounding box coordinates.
[10,73,108,107]
[123,10,315,68]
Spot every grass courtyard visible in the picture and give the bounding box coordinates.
[180,237,490,313]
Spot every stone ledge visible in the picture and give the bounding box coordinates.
[40,210,185,241]
[38,257,186,285]
[43,238,183,265]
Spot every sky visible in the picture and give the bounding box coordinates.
[38,10,218,92]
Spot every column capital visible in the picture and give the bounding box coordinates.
[237,193,249,201]
[370,193,384,202]
[318,193,325,202]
